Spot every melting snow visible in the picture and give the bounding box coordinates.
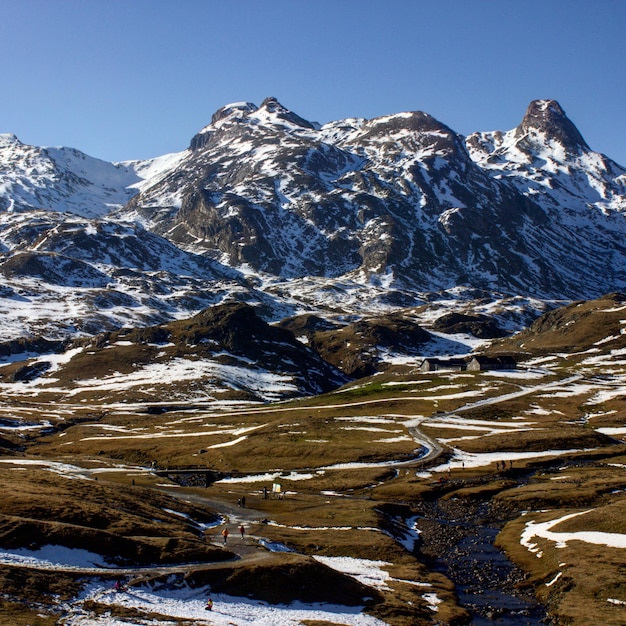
[68,581,387,625]
[521,509,626,554]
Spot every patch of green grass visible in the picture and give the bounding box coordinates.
[333,381,387,398]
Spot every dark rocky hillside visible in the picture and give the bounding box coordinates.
[308,313,431,377]
[55,301,348,401]
[432,312,507,339]
[486,292,626,358]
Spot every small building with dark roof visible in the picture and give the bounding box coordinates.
[419,357,467,372]
[466,355,517,371]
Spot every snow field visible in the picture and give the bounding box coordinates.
[0,542,439,625]
[521,510,626,555]
[67,580,388,626]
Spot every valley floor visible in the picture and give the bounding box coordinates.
[1,351,626,625]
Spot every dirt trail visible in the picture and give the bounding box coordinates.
[0,493,282,578]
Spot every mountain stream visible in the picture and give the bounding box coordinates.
[413,478,549,625]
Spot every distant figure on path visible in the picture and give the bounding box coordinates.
[205,597,213,611]
[241,495,246,508]
[239,524,245,539]
[222,527,229,545]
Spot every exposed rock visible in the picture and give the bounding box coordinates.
[310,313,431,377]
[432,312,507,338]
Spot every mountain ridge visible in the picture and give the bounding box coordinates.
[1,98,625,344]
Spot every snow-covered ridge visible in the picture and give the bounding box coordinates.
[0,133,184,218]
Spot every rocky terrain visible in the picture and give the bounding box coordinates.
[1,99,626,625]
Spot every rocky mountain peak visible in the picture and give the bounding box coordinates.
[189,97,317,151]
[0,133,21,147]
[253,96,318,130]
[189,102,259,150]
[515,99,590,153]
[259,96,282,110]
[209,101,258,125]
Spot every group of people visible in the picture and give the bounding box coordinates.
[221,524,246,544]
[210,493,254,613]
[495,459,513,471]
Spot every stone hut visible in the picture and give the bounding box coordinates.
[466,355,517,371]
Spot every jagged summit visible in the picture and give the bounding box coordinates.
[253,96,319,130]
[515,99,590,153]
[210,101,258,125]
[0,133,20,145]
[189,97,317,151]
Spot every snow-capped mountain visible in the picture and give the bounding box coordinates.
[0,132,193,219]
[0,98,625,343]
[120,97,626,299]
[0,209,252,340]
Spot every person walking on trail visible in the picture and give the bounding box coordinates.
[239,524,245,539]
[222,527,229,545]
[205,597,213,611]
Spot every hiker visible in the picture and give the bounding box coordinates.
[222,527,229,545]
[241,495,246,508]
[205,597,213,611]
[114,578,125,592]
[239,524,245,539]
[263,486,268,500]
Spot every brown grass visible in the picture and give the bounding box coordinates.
[2,346,626,624]
[0,468,229,566]
[497,513,626,625]
[0,567,83,608]
[0,602,58,626]
[453,426,615,454]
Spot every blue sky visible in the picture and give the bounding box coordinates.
[1,0,624,165]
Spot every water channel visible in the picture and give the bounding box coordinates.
[413,480,549,625]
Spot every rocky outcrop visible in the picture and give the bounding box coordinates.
[309,313,431,377]
[432,312,507,339]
